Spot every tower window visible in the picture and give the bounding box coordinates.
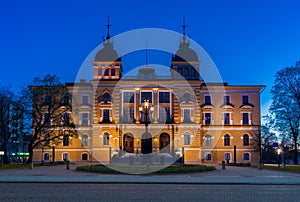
[98,69,102,76]
[104,68,109,76]
[184,68,189,78]
[111,69,116,76]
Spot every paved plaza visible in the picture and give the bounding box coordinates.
[0,163,300,185]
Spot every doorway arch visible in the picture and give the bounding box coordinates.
[123,133,134,153]
[159,133,170,153]
[141,133,152,154]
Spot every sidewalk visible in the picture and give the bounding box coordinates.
[1,163,300,185]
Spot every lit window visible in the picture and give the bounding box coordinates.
[184,133,191,145]
[103,133,110,145]
[243,134,249,146]
[204,134,212,146]
[82,135,88,146]
[224,134,230,146]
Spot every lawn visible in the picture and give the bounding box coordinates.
[251,164,300,173]
[76,164,216,174]
[0,163,29,170]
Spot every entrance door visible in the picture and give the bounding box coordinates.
[141,133,152,154]
[159,133,170,153]
[123,134,134,153]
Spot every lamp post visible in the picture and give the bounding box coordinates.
[277,148,281,168]
[139,99,154,154]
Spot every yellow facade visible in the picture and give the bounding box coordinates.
[33,33,264,165]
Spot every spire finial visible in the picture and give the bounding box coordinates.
[105,16,112,40]
[181,16,188,36]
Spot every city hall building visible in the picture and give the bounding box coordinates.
[33,25,264,164]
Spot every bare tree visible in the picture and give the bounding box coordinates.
[0,84,14,164]
[19,74,78,164]
[270,61,300,164]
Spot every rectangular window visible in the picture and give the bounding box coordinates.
[242,113,249,125]
[63,95,70,105]
[82,95,89,105]
[159,92,170,103]
[62,153,69,161]
[63,113,70,125]
[104,68,109,76]
[111,69,116,76]
[224,95,230,104]
[123,107,135,123]
[102,109,110,123]
[205,153,212,161]
[98,68,102,76]
[224,153,231,161]
[204,95,211,104]
[243,153,250,160]
[204,113,211,125]
[242,95,249,104]
[159,107,171,123]
[224,113,230,125]
[44,113,50,124]
[63,135,69,146]
[81,113,89,125]
[123,92,134,103]
[184,134,191,145]
[141,92,152,103]
[183,109,191,123]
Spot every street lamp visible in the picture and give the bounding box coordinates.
[277,148,281,168]
[139,99,154,154]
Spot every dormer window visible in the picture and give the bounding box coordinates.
[111,69,116,76]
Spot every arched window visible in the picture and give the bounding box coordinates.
[82,135,88,146]
[63,135,69,146]
[224,134,230,146]
[43,153,50,161]
[243,134,249,146]
[204,134,212,146]
[184,133,191,145]
[103,133,110,145]
[103,93,111,102]
[82,153,88,161]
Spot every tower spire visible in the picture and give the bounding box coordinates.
[105,16,112,40]
[181,16,188,36]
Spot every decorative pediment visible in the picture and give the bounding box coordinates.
[201,103,214,109]
[220,103,234,109]
[239,103,254,109]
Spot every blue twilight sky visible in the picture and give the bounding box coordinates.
[1,0,300,118]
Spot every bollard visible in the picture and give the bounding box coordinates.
[222,160,226,170]
[66,160,70,170]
